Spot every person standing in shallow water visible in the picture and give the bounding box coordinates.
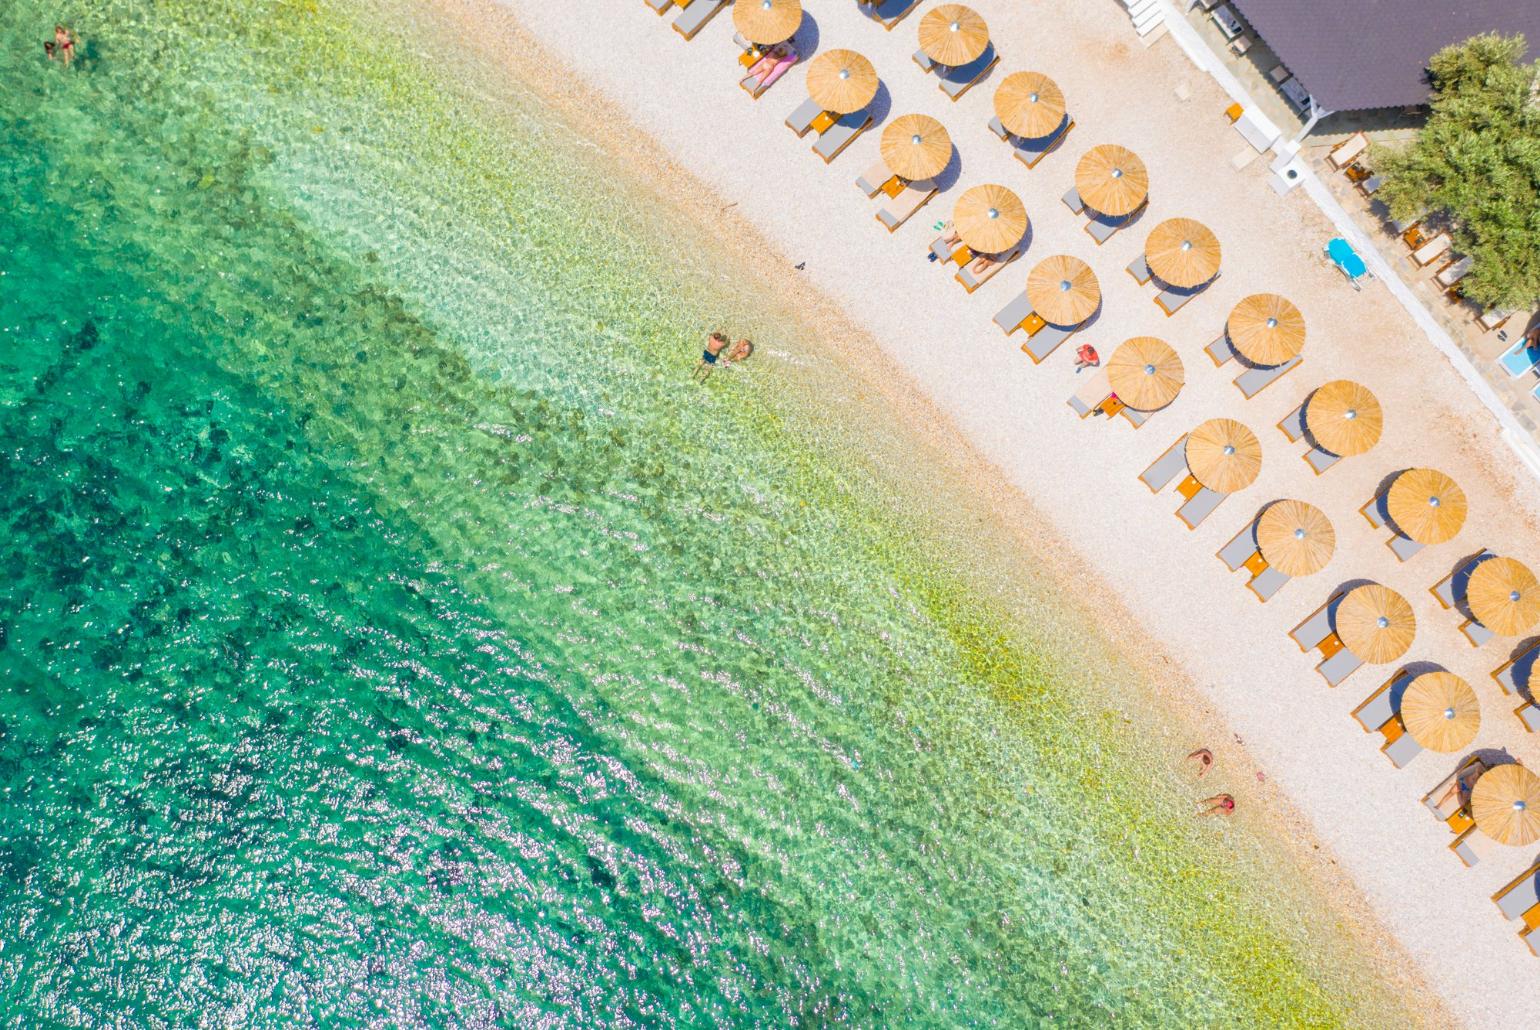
[53,25,77,66]
[693,331,730,382]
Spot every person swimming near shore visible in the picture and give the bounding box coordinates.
[53,24,76,66]
[1197,793,1235,817]
[693,331,730,382]
[1186,748,1213,778]
[726,338,754,365]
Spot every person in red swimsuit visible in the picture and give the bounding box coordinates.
[1198,794,1235,817]
[1073,344,1099,373]
[54,25,76,67]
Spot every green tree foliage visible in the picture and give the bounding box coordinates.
[1376,33,1540,309]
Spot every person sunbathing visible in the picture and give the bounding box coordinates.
[1186,748,1213,777]
[742,43,798,93]
[1197,794,1235,817]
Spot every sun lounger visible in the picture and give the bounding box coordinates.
[813,111,873,163]
[1354,669,1414,730]
[1207,335,1237,365]
[1304,445,1340,475]
[862,0,922,30]
[741,50,800,98]
[1498,340,1540,376]
[1384,729,1423,768]
[1291,593,1342,651]
[646,0,674,13]
[1248,567,1289,601]
[1495,863,1540,921]
[786,96,821,137]
[1127,254,1152,285]
[1479,307,1515,332]
[1219,521,1258,570]
[1024,325,1072,363]
[673,0,728,40]
[1328,131,1369,170]
[1278,403,1306,442]
[1361,495,1387,529]
[1087,216,1125,246]
[1388,534,1424,562]
[1234,356,1301,398]
[1069,370,1112,418]
[1433,550,1494,608]
[1412,234,1451,267]
[1177,487,1225,529]
[912,49,934,72]
[987,115,1008,141]
[1461,619,1496,648]
[935,44,999,101]
[1318,646,1363,687]
[1155,286,1198,317]
[931,235,959,262]
[1452,825,1497,867]
[957,250,1016,293]
[1520,703,1540,733]
[1359,175,1383,197]
[1425,757,1489,818]
[855,157,894,198]
[1061,187,1084,215]
[1494,639,1539,694]
[1141,435,1190,492]
[1004,117,1073,169]
[876,182,936,232]
[1437,255,1473,288]
[993,292,1035,336]
[1121,407,1153,429]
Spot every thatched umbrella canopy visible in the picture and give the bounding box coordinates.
[1385,468,1466,546]
[1472,764,1540,846]
[734,0,803,45]
[1304,380,1383,457]
[1145,218,1221,289]
[1226,294,1306,366]
[1075,144,1148,219]
[880,114,952,181]
[1106,337,1184,411]
[1400,672,1480,753]
[1184,419,1262,493]
[1256,500,1336,577]
[1467,556,1540,636]
[952,184,1027,254]
[806,50,878,114]
[994,72,1066,139]
[1026,255,1099,326]
[918,4,989,66]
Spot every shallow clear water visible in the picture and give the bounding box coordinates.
[0,1,1402,1025]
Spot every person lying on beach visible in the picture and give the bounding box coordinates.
[1073,344,1100,373]
[929,220,962,261]
[966,252,1000,276]
[1186,748,1213,778]
[693,331,731,382]
[742,43,798,93]
[1197,794,1234,817]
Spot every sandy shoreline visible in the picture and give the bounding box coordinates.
[433,0,1540,1023]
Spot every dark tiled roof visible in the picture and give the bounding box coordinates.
[1230,0,1540,111]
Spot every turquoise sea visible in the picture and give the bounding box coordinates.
[0,1,1413,1024]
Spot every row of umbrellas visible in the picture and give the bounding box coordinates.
[741,0,1540,852]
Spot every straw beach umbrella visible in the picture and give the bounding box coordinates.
[995,72,1065,139]
[1256,500,1335,577]
[1386,468,1466,545]
[1145,218,1222,289]
[1075,144,1148,219]
[1472,764,1540,846]
[734,0,803,45]
[1026,255,1099,326]
[1185,419,1262,493]
[880,115,952,181]
[1466,556,1540,636]
[1400,671,1480,753]
[952,184,1027,254]
[806,50,878,114]
[1305,380,1383,457]
[918,4,989,66]
[1107,337,1184,411]
[1226,294,1306,366]
[1334,584,1415,664]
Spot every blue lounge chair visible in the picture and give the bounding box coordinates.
[1325,237,1368,289]
[1003,117,1072,169]
[1061,187,1084,215]
[1498,340,1540,377]
[1278,403,1306,442]
[1155,286,1198,317]
[1461,620,1496,648]
[1126,254,1151,284]
[1087,217,1124,245]
[1207,335,1237,365]
[1388,534,1423,562]
[1304,445,1341,475]
[1432,550,1495,609]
